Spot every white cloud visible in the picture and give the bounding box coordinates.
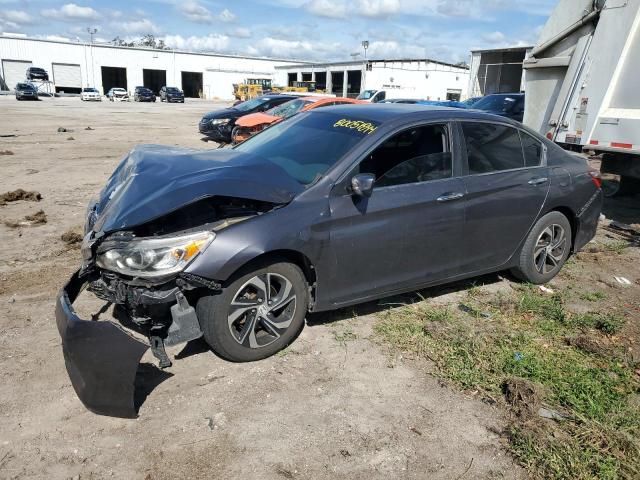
[180,1,214,23]
[305,0,348,19]
[357,0,401,18]
[228,27,251,38]
[163,34,230,52]
[482,31,505,43]
[219,8,236,22]
[42,3,100,21]
[1,10,34,25]
[118,19,160,35]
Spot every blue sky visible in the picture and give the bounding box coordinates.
[0,0,557,63]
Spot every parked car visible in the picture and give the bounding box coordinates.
[81,87,102,102]
[471,93,525,122]
[198,94,298,143]
[462,96,483,108]
[134,87,156,102]
[15,82,38,101]
[160,86,185,103]
[417,100,468,109]
[381,99,423,104]
[26,67,49,81]
[56,104,603,418]
[231,96,363,143]
[106,88,129,102]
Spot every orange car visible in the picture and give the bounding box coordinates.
[231,96,364,144]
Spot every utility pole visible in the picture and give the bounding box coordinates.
[87,28,98,88]
[361,40,369,60]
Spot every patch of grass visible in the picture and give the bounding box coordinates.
[374,290,640,480]
[580,291,607,302]
[333,326,357,345]
[601,241,629,255]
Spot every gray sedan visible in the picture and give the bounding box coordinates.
[56,104,603,417]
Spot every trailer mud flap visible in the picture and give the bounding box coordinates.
[55,270,149,418]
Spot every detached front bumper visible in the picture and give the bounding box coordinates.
[55,270,149,418]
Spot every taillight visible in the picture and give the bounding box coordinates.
[588,169,602,189]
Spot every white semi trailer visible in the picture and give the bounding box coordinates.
[524,0,640,194]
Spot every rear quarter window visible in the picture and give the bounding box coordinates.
[520,131,543,167]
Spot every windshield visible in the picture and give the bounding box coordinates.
[234,96,271,112]
[17,83,34,90]
[83,88,98,92]
[269,99,312,119]
[357,90,378,100]
[167,87,180,93]
[235,111,380,185]
[473,95,521,112]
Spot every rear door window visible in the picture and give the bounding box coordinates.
[520,131,543,167]
[461,122,525,174]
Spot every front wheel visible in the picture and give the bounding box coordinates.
[511,211,572,284]
[197,261,308,362]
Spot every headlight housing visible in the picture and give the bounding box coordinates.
[211,118,230,125]
[96,231,214,278]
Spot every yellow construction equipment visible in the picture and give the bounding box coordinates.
[233,78,273,102]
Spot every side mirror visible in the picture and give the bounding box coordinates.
[350,173,375,198]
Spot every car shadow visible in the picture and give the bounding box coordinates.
[307,272,505,326]
[172,273,506,363]
[602,194,640,228]
[134,363,174,413]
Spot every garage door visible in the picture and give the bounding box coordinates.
[1,60,32,91]
[53,63,81,88]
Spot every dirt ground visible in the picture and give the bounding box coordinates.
[0,96,637,480]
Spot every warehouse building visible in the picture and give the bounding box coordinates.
[0,35,308,99]
[467,46,533,98]
[275,59,470,100]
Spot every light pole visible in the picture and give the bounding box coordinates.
[361,40,369,60]
[87,28,97,88]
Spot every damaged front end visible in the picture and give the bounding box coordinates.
[56,145,300,417]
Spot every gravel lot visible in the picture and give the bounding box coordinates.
[0,96,637,480]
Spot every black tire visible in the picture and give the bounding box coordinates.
[197,261,308,362]
[511,211,572,284]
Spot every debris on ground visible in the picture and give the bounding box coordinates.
[4,210,47,228]
[0,189,42,206]
[67,136,75,141]
[537,406,572,422]
[85,126,94,130]
[502,377,541,419]
[0,150,14,155]
[565,334,609,356]
[57,127,72,133]
[26,169,39,175]
[614,276,632,286]
[538,286,555,295]
[61,229,83,245]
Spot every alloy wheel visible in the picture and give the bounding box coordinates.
[533,224,567,275]
[227,273,297,348]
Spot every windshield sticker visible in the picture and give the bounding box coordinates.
[333,119,378,135]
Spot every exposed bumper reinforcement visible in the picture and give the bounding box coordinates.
[55,270,149,418]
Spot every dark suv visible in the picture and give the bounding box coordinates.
[199,94,298,143]
[15,83,38,100]
[160,86,185,103]
[134,87,156,102]
[26,67,49,81]
[471,93,525,122]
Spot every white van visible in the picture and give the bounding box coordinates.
[356,88,421,103]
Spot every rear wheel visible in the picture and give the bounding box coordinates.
[511,211,572,284]
[197,261,308,362]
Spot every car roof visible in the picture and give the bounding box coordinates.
[312,103,526,126]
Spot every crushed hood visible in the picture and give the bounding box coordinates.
[91,145,303,234]
[236,112,280,128]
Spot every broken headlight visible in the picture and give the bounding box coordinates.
[96,231,214,278]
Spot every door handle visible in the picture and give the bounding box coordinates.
[528,177,549,186]
[437,192,465,203]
